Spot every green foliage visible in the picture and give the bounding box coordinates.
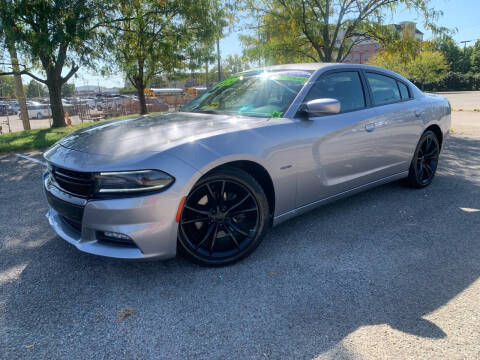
[26,80,47,98]
[422,72,480,91]
[0,124,85,153]
[0,0,110,77]
[0,0,116,126]
[369,45,448,89]
[407,50,449,89]
[242,0,445,65]
[221,54,249,77]
[240,11,318,65]
[471,40,480,74]
[61,83,75,97]
[433,36,463,73]
[108,0,227,113]
[0,75,16,98]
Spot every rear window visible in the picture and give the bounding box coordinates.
[397,81,410,100]
[366,73,401,105]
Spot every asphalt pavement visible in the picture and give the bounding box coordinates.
[0,112,479,359]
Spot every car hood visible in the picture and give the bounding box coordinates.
[58,112,270,157]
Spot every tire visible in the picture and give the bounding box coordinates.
[178,168,270,266]
[406,130,440,188]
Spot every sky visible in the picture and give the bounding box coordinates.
[75,0,480,88]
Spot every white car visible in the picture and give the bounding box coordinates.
[82,98,96,109]
[19,103,52,119]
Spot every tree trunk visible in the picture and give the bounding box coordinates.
[46,77,66,128]
[136,58,148,115]
[137,86,147,115]
[6,39,30,130]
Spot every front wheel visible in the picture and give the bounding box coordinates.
[178,168,270,266]
[406,130,440,188]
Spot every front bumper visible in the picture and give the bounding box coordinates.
[43,173,179,260]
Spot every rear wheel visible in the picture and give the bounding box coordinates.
[407,130,440,188]
[178,168,269,266]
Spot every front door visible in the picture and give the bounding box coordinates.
[295,70,383,208]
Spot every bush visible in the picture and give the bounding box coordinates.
[420,72,480,91]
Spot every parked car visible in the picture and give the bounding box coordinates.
[81,98,96,109]
[96,95,128,111]
[19,103,52,119]
[8,101,20,114]
[0,102,16,115]
[43,63,451,266]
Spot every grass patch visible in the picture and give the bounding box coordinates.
[0,113,146,154]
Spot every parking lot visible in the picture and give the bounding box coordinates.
[1,108,479,359]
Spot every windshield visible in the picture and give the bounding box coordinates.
[181,70,312,118]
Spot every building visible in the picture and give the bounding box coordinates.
[343,21,424,64]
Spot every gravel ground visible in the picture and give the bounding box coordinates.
[0,112,479,360]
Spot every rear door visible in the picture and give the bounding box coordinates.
[363,72,423,176]
[295,70,382,207]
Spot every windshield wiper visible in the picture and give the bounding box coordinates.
[192,109,223,115]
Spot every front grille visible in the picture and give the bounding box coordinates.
[45,189,85,234]
[52,166,94,197]
[61,216,83,233]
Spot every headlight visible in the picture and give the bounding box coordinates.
[95,170,174,193]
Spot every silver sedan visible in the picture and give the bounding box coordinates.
[43,63,451,266]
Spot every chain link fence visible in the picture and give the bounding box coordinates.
[0,91,197,134]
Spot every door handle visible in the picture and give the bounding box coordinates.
[365,122,375,132]
[415,110,424,118]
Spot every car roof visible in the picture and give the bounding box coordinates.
[248,62,402,74]
[243,62,419,91]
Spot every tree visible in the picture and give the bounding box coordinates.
[243,0,445,65]
[369,45,448,90]
[240,12,318,65]
[62,83,75,97]
[184,40,217,88]
[0,0,114,127]
[433,36,463,73]
[215,54,250,77]
[407,50,449,89]
[471,40,480,74]
[0,22,30,129]
[26,80,48,98]
[109,0,222,114]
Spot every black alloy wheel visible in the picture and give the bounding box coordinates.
[178,168,269,266]
[407,130,440,188]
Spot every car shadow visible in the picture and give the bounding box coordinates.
[1,135,479,359]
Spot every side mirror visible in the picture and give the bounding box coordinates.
[304,98,341,116]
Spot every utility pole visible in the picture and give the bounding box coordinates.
[460,40,473,73]
[205,59,209,88]
[216,35,221,82]
[6,39,30,130]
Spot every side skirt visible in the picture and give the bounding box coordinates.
[272,171,409,227]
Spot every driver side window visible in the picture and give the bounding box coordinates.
[305,71,366,113]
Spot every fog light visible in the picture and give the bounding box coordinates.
[97,231,136,247]
[103,231,130,240]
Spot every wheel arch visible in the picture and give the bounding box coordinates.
[424,124,443,150]
[194,159,276,219]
